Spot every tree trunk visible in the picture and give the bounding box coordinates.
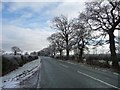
[14,51,17,55]
[80,39,84,62]
[80,48,83,62]
[54,52,56,57]
[78,47,84,63]
[53,50,56,58]
[66,49,69,60]
[78,50,81,63]
[109,32,119,68]
[78,39,84,63]
[59,50,62,58]
[66,34,69,60]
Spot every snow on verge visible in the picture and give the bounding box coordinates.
[0,57,41,88]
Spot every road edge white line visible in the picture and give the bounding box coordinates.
[77,70,120,89]
[113,73,119,76]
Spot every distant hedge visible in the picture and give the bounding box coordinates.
[54,54,120,68]
[85,54,120,61]
[1,54,38,76]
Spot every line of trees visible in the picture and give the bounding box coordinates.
[40,0,120,68]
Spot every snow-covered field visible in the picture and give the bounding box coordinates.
[0,57,41,88]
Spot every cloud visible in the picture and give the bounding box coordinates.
[7,2,51,13]
[5,1,86,19]
[2,0,86,2]
[9,12,33,24]
[2,24,55,52]
[46,2,86,19]
[3,2,86,28]
[8,12,36,28]
[2,2,55,28]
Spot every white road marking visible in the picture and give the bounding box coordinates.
[113,73,119,76]
[60,64,68,68]
[77,70,120,89]
[59,60,64,62]
[67,61,76,65]
[102,70,106,72]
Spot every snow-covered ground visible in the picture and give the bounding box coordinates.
[0,57,41,88]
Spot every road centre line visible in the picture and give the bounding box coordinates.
[59,60,64,62]
[77,70,120,89]
[60,64,69,68]
[67,61,76,65]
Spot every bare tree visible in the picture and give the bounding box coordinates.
[48,33,65,57]
[52,15,75,60]
[50,44,57,57]
[11,46,22,55]
[84,0,120,68]
[38,47,51,56]
[25,52,29,55]
[72,16,92,63]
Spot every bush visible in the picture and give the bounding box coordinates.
[2,54,38,76]
[28,55,38,60]
[2,55,19,75]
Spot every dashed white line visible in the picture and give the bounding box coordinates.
[77,70,120,89]
[59,60,64,62]
[67,61,76,65]
[113,73,119,76]
[102,70,106,72]
[60,64,68,68]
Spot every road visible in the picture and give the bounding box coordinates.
[39,56,120,89]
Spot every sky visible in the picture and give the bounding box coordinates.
[1,0,86,53]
